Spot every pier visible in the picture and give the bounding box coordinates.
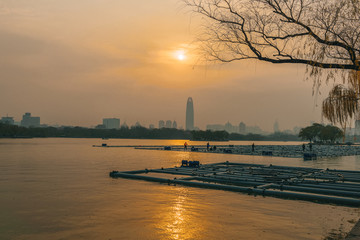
[96,143,360,158]
[137,144,360,158]
[110,161,360,207]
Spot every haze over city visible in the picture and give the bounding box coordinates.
[0,0,329,131]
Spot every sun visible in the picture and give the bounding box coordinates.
[177,53,185,61]
[175,50,186,61]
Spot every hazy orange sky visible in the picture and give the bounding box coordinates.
[0,0,331,131]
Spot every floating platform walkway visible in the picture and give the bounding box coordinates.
[110,161,360,207]
[136,144,360,159]
[95,144,360,158]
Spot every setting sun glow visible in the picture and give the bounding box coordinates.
[175,50,186,61]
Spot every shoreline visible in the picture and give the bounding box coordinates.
[346,219,360,239]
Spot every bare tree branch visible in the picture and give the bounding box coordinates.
[184,0,360,125]
[184,0,360,70]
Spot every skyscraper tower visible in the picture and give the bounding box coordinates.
[273,120,280,133]
[172,120,177,129]
[186,97,194,130]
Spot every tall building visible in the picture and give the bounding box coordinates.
[0,116,14,125]
[21,113,40,128]
[158,120,165,128]
[172,120,177,129]
[103,118,120,129]
[165,120,172,128]
[239,122,246,134]
[186,97,194,130]
[225,121,234,133]
[273,120,280,133]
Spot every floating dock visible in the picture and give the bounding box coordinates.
[110,162,360,207]
[95,144,360,158]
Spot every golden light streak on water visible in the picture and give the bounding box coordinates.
[153,187,204,240]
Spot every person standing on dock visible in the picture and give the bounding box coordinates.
[184,142,188,151]
[207,142,210,151]
[252,143,255,152]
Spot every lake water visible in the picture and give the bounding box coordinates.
[1,138,359,240]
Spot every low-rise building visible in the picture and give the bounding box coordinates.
[0,116,15,125]
[103,118,120,129]
[21,113,40,128]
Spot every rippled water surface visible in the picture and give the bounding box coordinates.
[0,138,359,240]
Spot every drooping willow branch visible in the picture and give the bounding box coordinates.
[322,84,359,125]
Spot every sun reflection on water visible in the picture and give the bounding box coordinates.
[154,187,203,240]
[167,195,186,239]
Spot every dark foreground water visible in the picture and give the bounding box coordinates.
[0,138,359,240]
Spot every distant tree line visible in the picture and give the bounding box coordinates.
[0,123,303,141]
[298,123,343,143]
[0,123,189,139]
[0,123,222,140]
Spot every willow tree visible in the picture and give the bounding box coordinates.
[184,0,360,125]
